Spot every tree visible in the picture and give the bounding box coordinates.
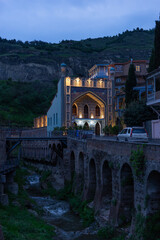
[154,19,160,69]
[125,63,137,107]
[148,18,160,71]
[124,101,157,126]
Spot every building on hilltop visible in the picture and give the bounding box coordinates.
[113,60,149,120]
[47,63,115,136]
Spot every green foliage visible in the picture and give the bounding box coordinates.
[69,196,94,227]
[143,211,160,240]
[0,167,55,240]
[130,146,146,177]
[0,80,56,126]
[125,63,137,107]
[97,225,125,240]
[40,170,52,183]
[154,20,160,69]
[103,125,120,135]
[0,205,54,240]
[124,100,156,126]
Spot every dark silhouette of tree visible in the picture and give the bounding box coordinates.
[125,63,137,107]
[149,18,160,71]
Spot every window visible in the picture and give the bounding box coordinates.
[84,105,88,118]
[95,105,100,116]
[56,113,58,124]
[94,81,96,87]
[136,66,141,72]
[82,80,85,87]
[109,115,112,121]
[50,117,52,126]
[67,104,70,111]
[67,95,70,103]
[72,104,77,116]
[108,89,111,96]
[67,86,70,93]
[109,98,112,104]
[116,78,121,83]
[53,114,55,125]
[48,118,50,126]
[67,113,70,121]
[109,106,112,112]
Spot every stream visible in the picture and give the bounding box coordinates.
[25,173,102,240]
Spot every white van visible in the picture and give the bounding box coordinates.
[117,127,148,141]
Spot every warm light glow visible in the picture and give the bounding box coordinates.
[79,113,82,118]
[91,114,94,119]
[101,115,104,118]
[66,77,70,86]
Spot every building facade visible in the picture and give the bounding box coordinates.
[146,67,160,138]
[113,60,148,120]
[47,63,115,136]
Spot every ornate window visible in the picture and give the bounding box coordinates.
[72,104,77,116]
[84,105,88,118]
[95,105,100,117]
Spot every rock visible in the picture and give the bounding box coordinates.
[7,182,19,195]
[28,209,38,217]
[0,225,4,240]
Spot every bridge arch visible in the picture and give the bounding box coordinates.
[101,160,112,205]
[119,163,134,224]
[147,170,160,214]
[70,151,75,179]
[86,158,97,201]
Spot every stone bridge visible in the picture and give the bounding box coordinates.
[21,137,160,225]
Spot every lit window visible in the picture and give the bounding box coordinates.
[72,104,77,116]
[136,66,141,72]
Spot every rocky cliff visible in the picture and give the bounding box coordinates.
[0,28,154,83]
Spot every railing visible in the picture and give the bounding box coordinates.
[147,91,160,102]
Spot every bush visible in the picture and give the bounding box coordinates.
[130,146,146,177]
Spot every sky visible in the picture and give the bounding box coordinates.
[0,0,159,43]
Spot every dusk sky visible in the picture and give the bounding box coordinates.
[0,0,159,43]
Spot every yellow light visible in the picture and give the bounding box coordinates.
[101,115,104,118]
[66,77,70,86]
[79,113,82,118]
[91,114,94,119]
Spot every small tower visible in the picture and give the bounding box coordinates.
[61,63,67,77]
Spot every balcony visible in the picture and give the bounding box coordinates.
[147,91,160,106]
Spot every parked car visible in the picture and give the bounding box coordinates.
[117,127,148,141]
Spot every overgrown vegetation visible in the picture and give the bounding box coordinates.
[0,79,56,126]
[124,100,156,127]
[103,125,120,135]
[130,146,146,178]
[98,225,125,240]
[0,168,55,240]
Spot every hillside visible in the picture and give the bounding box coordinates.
[0,80,56,127]
[0,28,154,82]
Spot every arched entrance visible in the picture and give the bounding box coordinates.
[87,158,96,201]
[70,151,75,179]
[95,122,100,135]
[77,152,84,193]
[72,104,77,116]
[84,105,89,118]
[84,122,89,130]
[147,170,160,214]
[102,161,112,204]
[95,105,100,117]
[119,163,134,225]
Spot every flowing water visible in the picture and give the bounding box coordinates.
[25,173,101,240]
